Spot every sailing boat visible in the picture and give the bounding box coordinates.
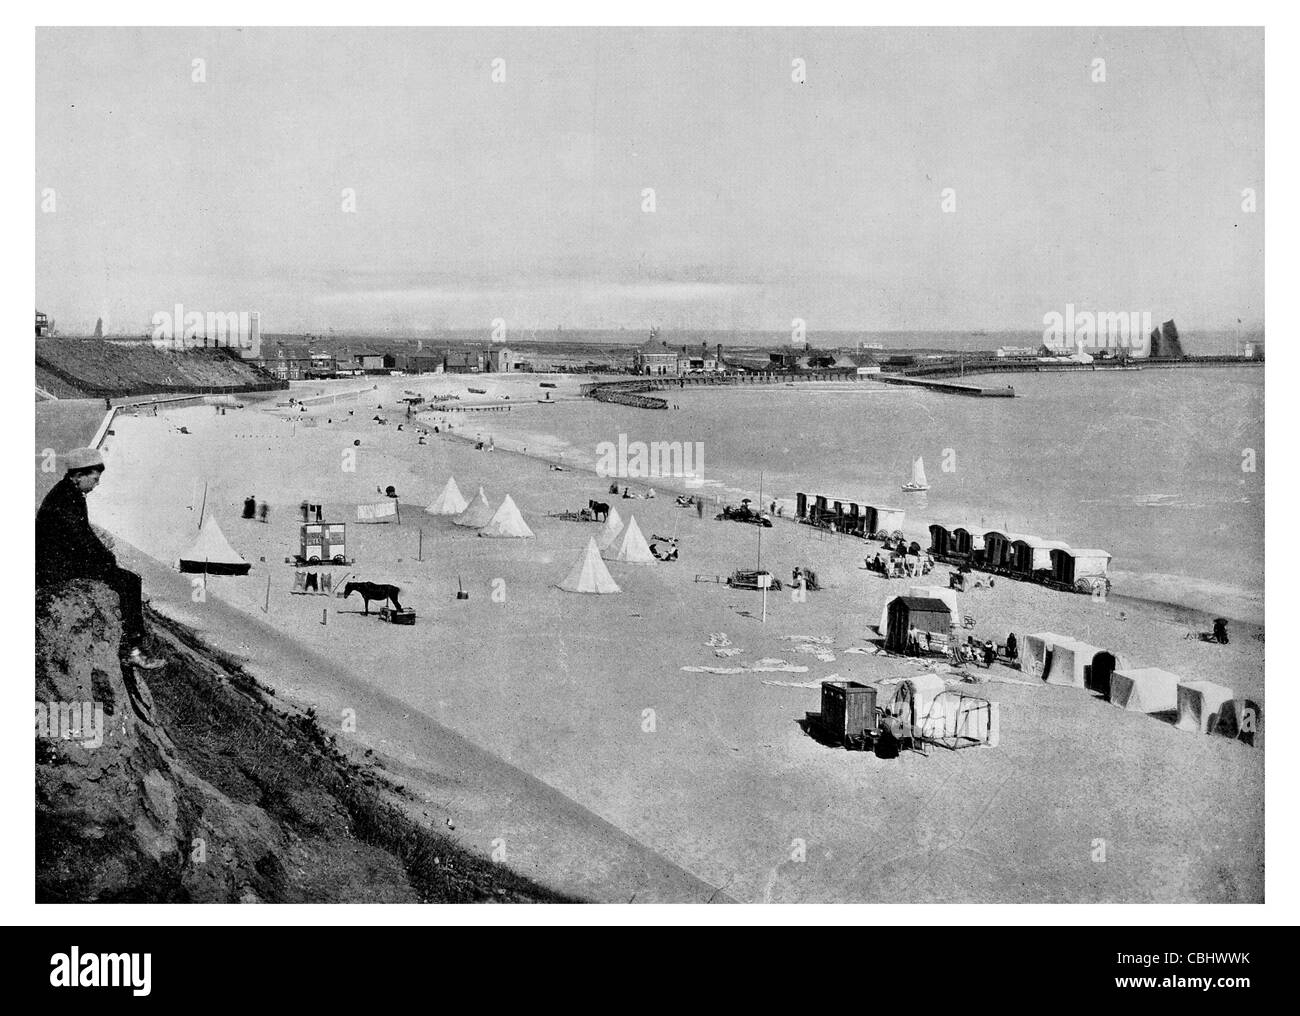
[902,456,930,492]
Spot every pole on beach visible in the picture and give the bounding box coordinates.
[263,572,270,613]
[418,527,423,561]
[198,482,208,531]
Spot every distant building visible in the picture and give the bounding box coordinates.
[35,310,49,337]
[307,350,337,376]
[443,350,484,373]
[352,350,393,372]
[634,336,682,375]
[996,345,1038,358]
[488,346,517,372]
[258,344,313,381]
[402,353,443,374]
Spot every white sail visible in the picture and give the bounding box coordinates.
[912,457,927,487]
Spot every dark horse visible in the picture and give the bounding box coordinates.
[588,500,609,522]
[343,581,402,615]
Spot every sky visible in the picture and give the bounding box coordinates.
[35,27,1264,336]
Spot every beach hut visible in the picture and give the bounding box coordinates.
[1021,632,1070,680]
[426,476,468,516]
[982,530,1014,571]
[1176,681,1235,734]
[1110,667,1181,714]
[1050,547,1112,587]
[885,597,953,653]
[873,505,906,535]
[1043,638,1104,689]
[452,487,494,528]
[878,586,959,636]
[927,524,952,558]
[557,538,621,594]
[178,515,251,575]
[477,494,534,538]
[1009,535,1066,576]
[605,516,655,564]
[950,525,988,565]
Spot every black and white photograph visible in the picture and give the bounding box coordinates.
[24,13,1284,942]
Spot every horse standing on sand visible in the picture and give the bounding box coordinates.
[342,581,403,614]
[588,500,609,522]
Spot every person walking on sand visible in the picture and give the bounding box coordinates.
[36,448,163,670]
[1006,632,1018,662]
[258,501,270,524]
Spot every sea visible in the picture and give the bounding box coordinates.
[459,364,1264,624]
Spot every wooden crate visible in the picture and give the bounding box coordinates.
[820,681,877,741]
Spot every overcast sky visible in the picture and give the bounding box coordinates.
[36,27,1263,336]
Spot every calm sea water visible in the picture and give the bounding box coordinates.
[469,367,1264,622]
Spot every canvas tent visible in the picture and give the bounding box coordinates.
[1212,699,1261,747]
[885,597,953,653]
[1110,667,1181,714]
[881,673,947,729]
[178,515,251,575]
[596,506,624,551]
[478,494,534,538]
[426,476,468,516]
[1088,649,1128,697]
[557,538,621,594]
[1176,680,1235,734]
[1021,632,1070,680]
[879,585,959,636]
[605,516,655,564]
[1043,638,1104,690]
[452,487,494,528]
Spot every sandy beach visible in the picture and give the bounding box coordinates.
[87,373,1264,903]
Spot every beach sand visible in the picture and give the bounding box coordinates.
[85,373,1264,903]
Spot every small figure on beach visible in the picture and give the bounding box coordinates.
[1006,632,1018,662]
[258,501,270,524]
[243,495,257,520]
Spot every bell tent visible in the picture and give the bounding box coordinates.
[478,494,534,538]
[605,516,655,564]
[596,508,624,550]
[426,476,468,516]
[178,514,251,575]
[558,538,621,594]
[452,487,494,528]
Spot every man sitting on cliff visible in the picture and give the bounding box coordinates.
[36,448,163,670]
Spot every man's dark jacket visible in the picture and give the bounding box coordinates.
[36,475,117,587]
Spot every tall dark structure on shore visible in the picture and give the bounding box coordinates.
[1148,319,1185,359]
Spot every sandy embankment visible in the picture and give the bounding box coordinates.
[88,373,1264,903]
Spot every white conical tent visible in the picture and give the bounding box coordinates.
[596,510,624,551]
[605,516,655,564]
[178,514,251,575]
[452,487,494,528]
[426,476,468,516]
[558,538,621,594]
[478,494,534,538]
